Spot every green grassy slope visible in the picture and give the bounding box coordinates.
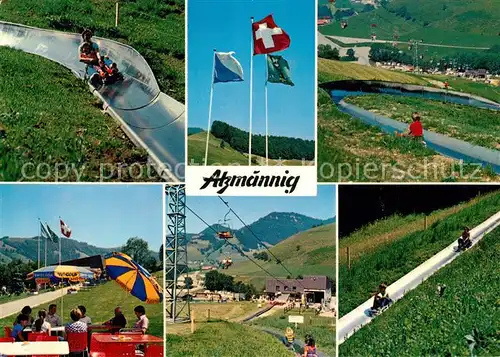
[320,1,500,47]
[317,59,499,182]
[340,225,500,357]
[0,0,184,102]
[345,94,500,150]
[166,321,293,357]
[0,47,153,182]
[227,224,336,289]
[188,131,250,166]
[339,191,500,316]
[339,191,500,264]
[0,272,164,336]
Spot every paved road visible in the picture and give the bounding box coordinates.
[0,288,68,319]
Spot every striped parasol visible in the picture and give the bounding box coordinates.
[104,252,162,304]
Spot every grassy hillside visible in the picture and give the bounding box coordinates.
[166,321,293,357]
[317,59,498,182]
[320,1,500,47]
[0,272,164,336]
[340,225,500,357]
[0,0,184,102]
[188,131,312,166]
[339,191,500,265]
[249,308,335,357]
[0,47,153,182]
[345,94,500,150]
[0,236,112,264]
[339,191,500,316]
[228,223,336,289]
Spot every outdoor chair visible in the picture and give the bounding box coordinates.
[89,332,111,357]
[0,337,14,342]
[145,345,163,357]
[3,326,12,338]
[67,331,89,357]
[29,334,58,342]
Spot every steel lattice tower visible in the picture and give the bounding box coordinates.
[165,184,191,323]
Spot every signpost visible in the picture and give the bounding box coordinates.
[288,315,304,330]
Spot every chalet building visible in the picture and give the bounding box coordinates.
[265,275,332,304]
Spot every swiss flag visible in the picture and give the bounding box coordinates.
[253,15,290,55]
[60,219,72,238]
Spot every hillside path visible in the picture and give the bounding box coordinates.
[0,288,68,319]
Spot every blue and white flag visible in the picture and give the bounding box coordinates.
[213,51,244,83]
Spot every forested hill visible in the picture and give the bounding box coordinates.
[211,121,315,161]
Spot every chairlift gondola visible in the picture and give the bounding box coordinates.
[341,21,348,29]
[217,211,233,239]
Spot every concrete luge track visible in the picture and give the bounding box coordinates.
[320,80,500,173]
[0,21,184,181]
[337,210,500,345]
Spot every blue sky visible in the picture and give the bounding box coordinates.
[0,185,163,250]
[188,0,315,140]
[185,185,336,233]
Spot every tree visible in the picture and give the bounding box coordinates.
[184,277,193,289]
[346,48,356,59]
[318,44,340,60]
[220,140,226,149]
[121,237,156,271]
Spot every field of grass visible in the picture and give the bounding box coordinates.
[166,321,293,357]
[0,0,184,102]
[345,94,500,150]
[317,59,499,182]
[340,225,500,357]
[0,47,154,182]
[0,273,164,336]
[339,191,500,265]
[248,308,335,357]
[339,191,500,316]
[423,75,500,104]
[227,224,336,290]
[319,4,500,48]
[188,131,311,167]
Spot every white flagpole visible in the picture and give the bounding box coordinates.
[265,54,269,165]
[37,219,40,269]
[59,237,61,265]
[205,49,216,166]
[249,17,254,166]
[44,223,47,267]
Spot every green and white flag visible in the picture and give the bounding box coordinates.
[46,224,60,243]
[266,54,294,86]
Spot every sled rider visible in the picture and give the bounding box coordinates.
[458,226,471,250]
[79,29,101,66]
[372,283,391,310]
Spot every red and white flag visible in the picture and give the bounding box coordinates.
[60,219,72,238]
[252,15,290,55]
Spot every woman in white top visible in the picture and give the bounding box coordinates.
[33,309,51,334]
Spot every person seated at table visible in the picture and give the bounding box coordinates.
[104,306,127,331]
[64,308,88,338]
[46,304,62,327]
[11,314,30,341]
[78,305,92,325]
[33,309,51,334]
[21,305,34,325]
[133,306,149,333]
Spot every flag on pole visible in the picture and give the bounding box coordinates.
[214,52,244,83]
[267,55,294,86]
[60,219,72,238]
[46,224,59,243]
[252,15,290,55]
[40,222,50,240]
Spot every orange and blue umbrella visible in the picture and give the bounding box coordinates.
[104,252,162,304]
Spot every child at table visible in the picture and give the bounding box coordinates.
[11,314,30,341]
[33,309,51,334]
